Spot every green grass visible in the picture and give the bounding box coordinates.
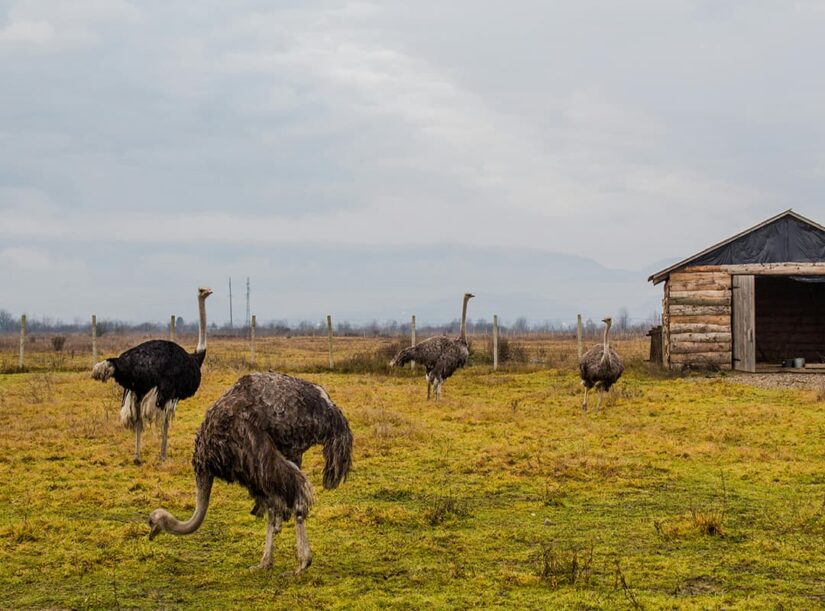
[0,340,823,609]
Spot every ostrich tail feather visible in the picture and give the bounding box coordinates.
[91,360,115,382]
[120,391,137,428]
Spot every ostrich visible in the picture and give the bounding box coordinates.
[390,292,474,400]
[92,287,213,463]
[579,317,624,412]
[149,371,351,573]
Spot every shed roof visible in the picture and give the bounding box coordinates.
[648,209,825,284]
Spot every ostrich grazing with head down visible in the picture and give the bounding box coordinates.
[92,287,212,463]
[149,372,352,573]
[579,317,624,412]
[390,292,474,400]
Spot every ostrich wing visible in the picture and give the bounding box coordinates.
[432,340,469,381]
[391,336,454,368]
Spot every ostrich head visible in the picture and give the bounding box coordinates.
[148,509,170,540]
[198,287,213,300]
[602,317,612,325]
[464,293,475,301]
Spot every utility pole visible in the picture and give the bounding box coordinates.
[245,277,251,328]
[229,277,234,329]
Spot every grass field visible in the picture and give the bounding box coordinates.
[0,335,823,609]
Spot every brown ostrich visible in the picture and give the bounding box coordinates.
[148,372,352,573]
[390,292,474,400]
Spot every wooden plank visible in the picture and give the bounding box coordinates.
[670,323,731,334]
[670,315,730,326]
[671,341,732,354]
[669,292,731,307]
[669,272,731,292]
[670,280,731,293]
[732,274,755,372]
[688,263,825,275]
[670,271,730,282]
[670,352,731,364]
[669,305,731,316]
[669,332,732,342]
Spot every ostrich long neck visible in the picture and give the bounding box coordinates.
[459,296,469,342]
[196,295,207,353]
[601,322,611,362]
[164,476,213,535]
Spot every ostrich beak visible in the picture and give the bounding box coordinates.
[148,520,161,540]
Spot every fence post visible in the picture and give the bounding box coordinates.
[577,314,583,360]
[250,315,256,366]
[18,314,26,370]
[493,314,499,370]
[170,315,176,341]
[92,314,98,364]
[326,315,334,369]
[410,314,416,369]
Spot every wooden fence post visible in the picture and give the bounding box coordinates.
[250,315,256,366]
[91,315,98,364]
[18,314,26,370]
[576,314,583,360]
[170,315,176,341]
[410,314,416,369]
[327,315,334,369]
[493,314,499,371]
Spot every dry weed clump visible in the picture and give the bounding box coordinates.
[532,540,594,588]
[25,374,55,404]
[426,495,470,526]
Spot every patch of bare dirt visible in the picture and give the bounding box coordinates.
[727,372,825,390]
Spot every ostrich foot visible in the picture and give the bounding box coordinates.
[133,457,142,465]
[252,560,272,571]
[281,559,312,577]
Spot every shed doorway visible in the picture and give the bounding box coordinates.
[755,276,825,367]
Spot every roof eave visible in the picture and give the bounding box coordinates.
[646,209,824,285]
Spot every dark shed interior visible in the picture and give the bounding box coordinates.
[755,276,825,364]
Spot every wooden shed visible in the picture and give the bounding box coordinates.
[648,210,825,371]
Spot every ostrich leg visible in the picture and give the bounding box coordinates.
[259,511,282,570]
[134,419,143,464]
[159,401,176,461]
[596,389,604,412]
[294,515,313,575]
[160,412,170,461]
[581,386,589,412]
[426,375,432,400]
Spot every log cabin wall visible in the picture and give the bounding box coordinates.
[665,267,732,369]
[661,263,825,369]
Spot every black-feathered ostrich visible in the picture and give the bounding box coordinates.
[390,292,474,400]
[92,287,213,463]
[148,371,353,573]
[579,317,624,411]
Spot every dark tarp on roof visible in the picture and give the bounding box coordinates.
[688,216,825,266]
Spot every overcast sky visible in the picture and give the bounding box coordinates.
[2,1,825,323]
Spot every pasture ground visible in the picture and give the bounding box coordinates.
[0,335,823,609]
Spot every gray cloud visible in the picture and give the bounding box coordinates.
[2,1,824,321]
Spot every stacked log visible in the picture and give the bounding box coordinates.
[665,269,732,369]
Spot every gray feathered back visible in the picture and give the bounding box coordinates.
[579,345,624,391]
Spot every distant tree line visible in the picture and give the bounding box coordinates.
[0,307,659,338]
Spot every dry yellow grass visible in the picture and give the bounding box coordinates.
[0,334,822,608]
